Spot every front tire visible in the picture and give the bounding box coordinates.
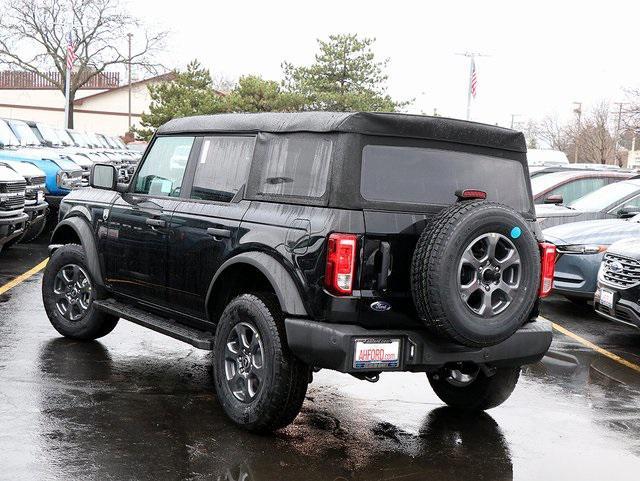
[427,365,520,411]
[213,293,309,433]
[42,244,118,340]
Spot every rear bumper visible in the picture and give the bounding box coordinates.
[285,318,553,373]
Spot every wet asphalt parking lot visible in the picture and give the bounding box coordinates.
[1,241,639,481]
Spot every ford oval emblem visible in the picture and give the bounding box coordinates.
[610,261,624,273]
[370,301,392,312]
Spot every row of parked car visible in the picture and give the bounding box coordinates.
[528,158,640,331]
[0,119,142,252]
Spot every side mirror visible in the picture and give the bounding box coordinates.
[617,206,640,218]
[90,163,117,190]
[544,194,564,205]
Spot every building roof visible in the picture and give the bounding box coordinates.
[74,72,177,105]
[157,112,527,152]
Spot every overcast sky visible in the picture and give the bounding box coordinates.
[129,0,640,128]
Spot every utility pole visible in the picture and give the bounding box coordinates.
[455,52,489,121]
[573,102,582,163]
[127,33,133,130]
[510,114,519,129]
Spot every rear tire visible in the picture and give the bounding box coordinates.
[213,293,309,433]
[42,244,118,340]
[427,366,520,411]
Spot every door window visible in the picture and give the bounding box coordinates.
[191,136,255,202]
[134,136,194,197]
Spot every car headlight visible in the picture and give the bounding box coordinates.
[557,244,609,255]
[56,170,69,187]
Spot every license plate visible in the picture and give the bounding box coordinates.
[37,191,44,203]
[353,338,400,369]
[600,288,615,309]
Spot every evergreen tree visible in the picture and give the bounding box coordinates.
[282,34,407,112]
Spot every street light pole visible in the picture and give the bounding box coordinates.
[127,33,133,130]
[613,102,626,166]
[64,52,71,128]
[573,102,582,163]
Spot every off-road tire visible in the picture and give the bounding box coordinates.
[427,367,521,411]
[411,201,540,347]
[213,293,310,433]
[42,244,118,340]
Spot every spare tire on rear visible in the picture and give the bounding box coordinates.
[411,200,540,347]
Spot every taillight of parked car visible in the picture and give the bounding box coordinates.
[325,233,358,295]
[539,242,557,298]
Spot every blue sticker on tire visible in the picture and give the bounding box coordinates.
[510,226,522,239]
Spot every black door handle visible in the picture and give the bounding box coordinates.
[145,218,166,227]
[207,227,231,238]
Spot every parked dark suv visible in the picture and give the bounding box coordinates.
[43,112,555,432]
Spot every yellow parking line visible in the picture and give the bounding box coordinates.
[0,258,48,296]
[547,319,640,374]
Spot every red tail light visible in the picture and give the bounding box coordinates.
[325,233,358,295]
[456,189,487,200]
[539,242,557,298]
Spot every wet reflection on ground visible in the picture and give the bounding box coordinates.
[0,249,639,481]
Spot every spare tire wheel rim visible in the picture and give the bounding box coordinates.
[53,264,93,322]
[457,232,521,318]
[224,321,265,403]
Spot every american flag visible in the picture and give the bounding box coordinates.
[66,32,78,70]
[470,58,478,98]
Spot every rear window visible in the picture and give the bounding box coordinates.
[361,145,531,212]
[257,136,332,198]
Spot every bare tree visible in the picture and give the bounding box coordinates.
[0,0,167,126]
[536,114,572,152]
[578,102,615,164]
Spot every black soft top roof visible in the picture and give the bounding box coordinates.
[157,112,527,153]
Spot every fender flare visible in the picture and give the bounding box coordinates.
[49,216,105,287]
[206,252,308,317]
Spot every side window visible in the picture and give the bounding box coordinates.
[134,136,194,197]
[257,136,332,198]
[191,136,255,202]
[546,177,608,204]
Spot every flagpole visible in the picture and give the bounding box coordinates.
[466,58,473,121]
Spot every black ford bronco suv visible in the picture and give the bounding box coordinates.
[43,112,555,432]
